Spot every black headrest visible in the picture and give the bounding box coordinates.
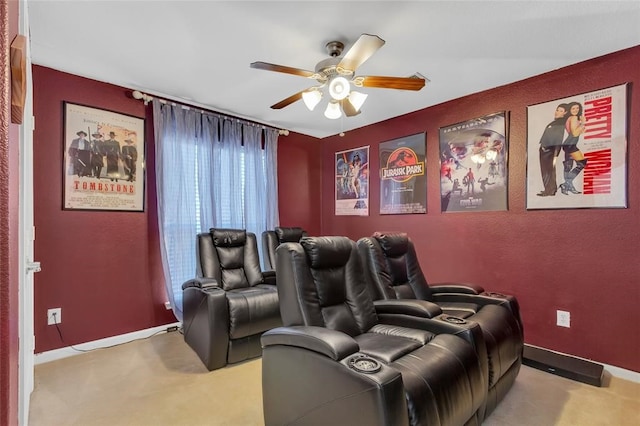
[372,232,409,257]
[276,227,307,243]
[300,236,353,269]
[210,228,246,248]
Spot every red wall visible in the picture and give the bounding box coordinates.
[1,0,21,423]
[319,46,640,372]
[31,67,175,352]
[277,132,322,235]
[31,66,323,353]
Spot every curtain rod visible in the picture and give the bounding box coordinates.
[131,90,289,136]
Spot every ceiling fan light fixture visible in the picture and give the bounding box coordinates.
[329,76,350,100]
[324,100,342,119]
[250,34,425,121]
[347,91,368,112]
[302,89,323,111]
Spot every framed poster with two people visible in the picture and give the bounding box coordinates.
[526,84,628,210]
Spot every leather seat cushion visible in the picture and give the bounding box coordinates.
[211,228,246,247]
[392,283,418,300]
[227,286,281,339]
[276,227,306,243]
[390,333,485,426]
[374,232,409,258]
[355,324,437,363]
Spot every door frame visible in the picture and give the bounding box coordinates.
[18,1,35,424]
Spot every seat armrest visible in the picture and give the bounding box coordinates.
[378,313,479,339]
[481,292,522,326]
[262,326,359,361]
[262,270,276,285]
[182,277,219,290]
[429,282,484,294]
[432,292,512,308]
[373,299,442,318]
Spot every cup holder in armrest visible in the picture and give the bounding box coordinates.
[441,315,467,325]
[348,355,381,374]
[484,292,506,298]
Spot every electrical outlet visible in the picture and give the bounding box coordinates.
[47,308,61,325]
[556,310,570,328]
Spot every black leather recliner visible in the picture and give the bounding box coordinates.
[262,236,488,426]
[261,226,308,271]
[357,232,524,417]
[182,228,282,371]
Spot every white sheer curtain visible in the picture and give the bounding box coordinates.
[153,99,279,321]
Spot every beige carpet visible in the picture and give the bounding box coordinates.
[29,331,640,426]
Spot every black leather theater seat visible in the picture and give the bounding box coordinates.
[182,228,281,371]
[262,236,487,426]
[261,226,308,271]
[358,232,524,417]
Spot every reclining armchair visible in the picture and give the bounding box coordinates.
[262,236,488,426]
[261,226,308,271]
[182,228,282,371]
[357,232,524,416]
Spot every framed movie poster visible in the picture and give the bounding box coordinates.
[63,102,145,211]
[439,112,508,212]
[379,133,426,214]
[335,146,369,216]
[526,84,628,209]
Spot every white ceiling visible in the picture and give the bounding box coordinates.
[27,1,640,139]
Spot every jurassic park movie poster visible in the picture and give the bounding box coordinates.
[379,133,426,214]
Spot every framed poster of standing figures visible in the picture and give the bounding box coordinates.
[526,84,628,210]
[439,112,508,212]
[63,102,145,212]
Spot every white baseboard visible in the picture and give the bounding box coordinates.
[602,363,640,383]
[34,322,182,365]
[526,343,640,383]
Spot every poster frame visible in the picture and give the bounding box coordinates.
[439,111,509,213]
[63,101,145,212]
[525,84,628,210]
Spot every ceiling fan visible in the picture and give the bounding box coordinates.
[250,34,426,119]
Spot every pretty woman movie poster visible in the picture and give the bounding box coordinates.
[335,146,369,216]
[526,84,628,209]
[439,112,508,212]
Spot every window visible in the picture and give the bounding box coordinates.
[153,101,278,320]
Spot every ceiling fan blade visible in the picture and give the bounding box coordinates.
[337,34,385,72]
[250,61,316,78]
[340,99,360,117]
[270,90,305,109]
[357,75,426,91]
